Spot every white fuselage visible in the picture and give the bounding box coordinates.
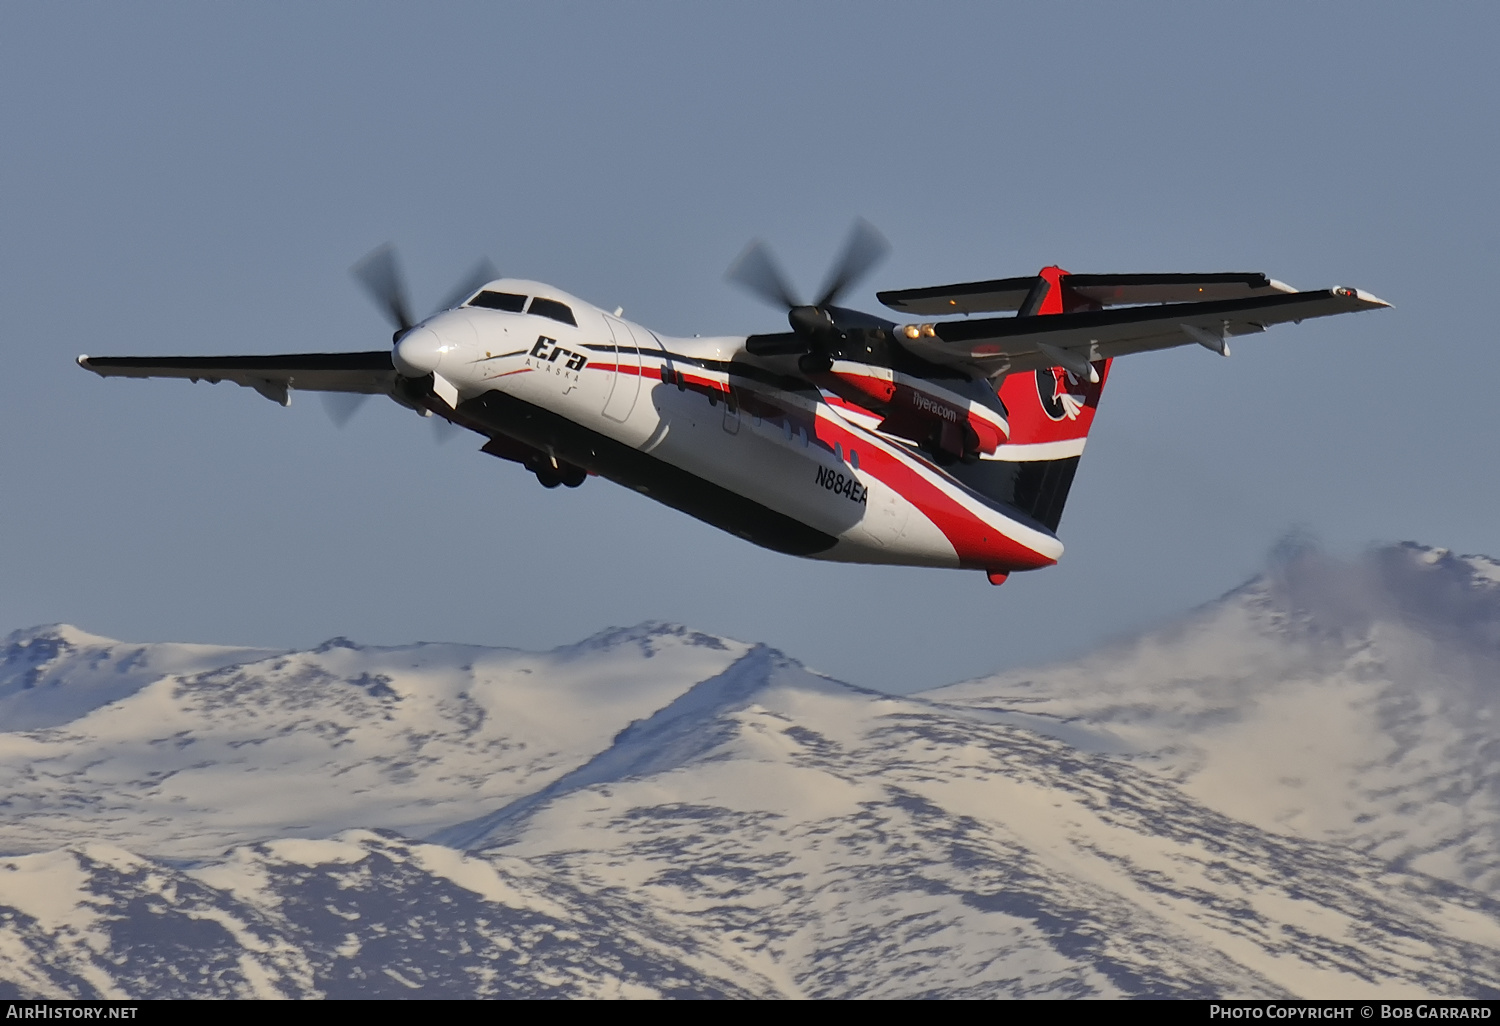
[410,279,1063,574]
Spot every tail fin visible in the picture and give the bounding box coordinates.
[947,266,1111,532]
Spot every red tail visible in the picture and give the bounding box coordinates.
[950,267,1111,532]
[998,266,1110,450]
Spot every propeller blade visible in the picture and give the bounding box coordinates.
[351,244,414,333]
[320,392,371,429]
[433,256,500,316]
[726,240,802,311]
[815,218,891,309]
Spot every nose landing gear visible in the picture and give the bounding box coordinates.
[477,435,587,489]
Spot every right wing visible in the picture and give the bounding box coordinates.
[77,352,396,406]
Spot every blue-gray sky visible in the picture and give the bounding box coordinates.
[2,3,1494,692]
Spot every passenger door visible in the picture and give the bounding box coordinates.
[602,315,642,422]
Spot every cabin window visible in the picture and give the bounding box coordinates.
[850,449,860,470]
[835,442,844,462]
[527,297,577,326]
[467,291,527,312]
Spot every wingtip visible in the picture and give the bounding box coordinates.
[76,354,92,369]
[1334,287,1391,309]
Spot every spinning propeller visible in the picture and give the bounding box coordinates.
[727,219,890,371]
[351,245,499,343]
[331,244,498,435]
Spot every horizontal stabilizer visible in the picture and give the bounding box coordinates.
[879,275,1041,316]
[878,272,1294,316]
[895,288,1388,376]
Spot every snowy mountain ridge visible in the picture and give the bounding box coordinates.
[0,623,278,732]
[0,543,1497,998]
[0,621,747,858]
[928,541,1500,895]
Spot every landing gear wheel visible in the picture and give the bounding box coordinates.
[560,465,587,488]
[535,469,562,488]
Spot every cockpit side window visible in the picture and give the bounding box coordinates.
[467,291,528,312]
[527,297,577,326]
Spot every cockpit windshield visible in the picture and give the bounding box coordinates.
[527,297,577,326]
[467,291,527,312]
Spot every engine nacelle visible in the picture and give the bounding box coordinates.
[817,362,1009,462]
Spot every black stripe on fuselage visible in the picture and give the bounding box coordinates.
[585,343,974,405]
[582,344,820,395]
[459,389,838,557]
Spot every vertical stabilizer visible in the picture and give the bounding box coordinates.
[946,266,1111,532]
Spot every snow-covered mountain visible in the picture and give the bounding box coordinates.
[0,624,277,732]
[1,543,1498,998]
[928,541,1500,897]
[0,623,746,857]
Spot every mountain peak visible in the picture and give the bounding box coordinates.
[0,626,281,732]
[311,635,374,655]
[1247,540,1500,656]
[2,622,117,656]
[927,538,1500,896]
[555,621,736,660]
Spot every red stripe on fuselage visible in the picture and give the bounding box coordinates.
[592,361,728,394]
[811,412,1056,571]
[584,355,1053,569]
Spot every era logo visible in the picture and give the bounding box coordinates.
[1035,367,1095,421]
[529,336,588,372]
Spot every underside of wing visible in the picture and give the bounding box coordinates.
[77,352,396,405]
[895,288,1389,376]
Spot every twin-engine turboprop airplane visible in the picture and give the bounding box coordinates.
[78,223,1388,585]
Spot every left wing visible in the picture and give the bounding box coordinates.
[894,288,1389,378]
[77,351,396,406]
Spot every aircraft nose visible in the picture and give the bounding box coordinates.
[392,327,445,377]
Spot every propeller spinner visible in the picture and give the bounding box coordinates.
[332,244,498,429]
[349,244,497,378]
